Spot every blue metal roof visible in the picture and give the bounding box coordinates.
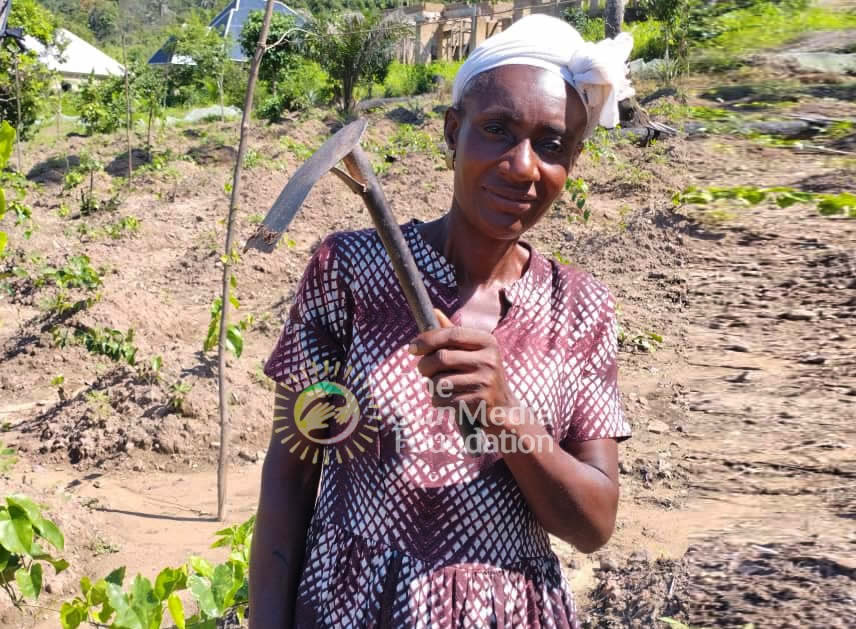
[149,0,306,65]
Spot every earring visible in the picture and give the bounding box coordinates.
[445,148,455,170]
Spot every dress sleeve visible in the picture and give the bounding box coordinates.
[263,234,352,384]
[560,292,631,447]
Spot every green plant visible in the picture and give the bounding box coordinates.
[564,177,590,223]
[0,122,15,255]
[57,203,71,218]
[168,380,193,415]
[280,137,313,161]
[563,7,605,42]
[85,391,112,420]
[75,327,138,365]
[0,495,68,607]
[137,355,163,385]
[50,374,66,401]
[368,124,441,163]
[60,515,255,629]
[674,185,856,218]
[77,74,126,136]
[104,216,141,240]
[307,12,409,114]
[204,277,253,359]
[1,1,58,140]
[37,254,104,291]
[0,443,16,475]
[619,328,664,352]
[63,170,85,191]
[242,148,263,169]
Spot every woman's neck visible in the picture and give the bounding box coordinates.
[420,206,529,289]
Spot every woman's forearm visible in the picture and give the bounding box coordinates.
[249,453,321,629]
[484,412,620,553]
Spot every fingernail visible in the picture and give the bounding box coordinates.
[408,343,418,354]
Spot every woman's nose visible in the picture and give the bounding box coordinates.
[503,139,539,182]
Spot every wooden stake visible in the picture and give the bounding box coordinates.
[120,6,133,186]
[217,0,277,522]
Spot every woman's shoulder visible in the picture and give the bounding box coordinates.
[536,253,616,332]
[542,255,613,305]
[313,226,387,262]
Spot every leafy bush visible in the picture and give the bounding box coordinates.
[257,59,332,121]
[60,516,255,629]
[0,122,16,255]
[77,74,126,136]
[383,62,433,97]
[0,495,68,607]
[628,19,667,60]
[0,0,58,139]
[73,327,138,365]
[563,7,605,42]
[36,254,104,291]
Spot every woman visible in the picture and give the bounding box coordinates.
[250,14,634,629]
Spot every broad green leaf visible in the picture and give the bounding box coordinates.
[189,574,218,618]
[106,565,126,586]
[0,121,14,170]
[35,517,65,551]
[210,561,243,612]
[167,592,186,629]
[154,565,187,600]
[0,545,8,571]
[0,188,6,219]
[188,556,214,579]
[60,601,87,629]
[105,582,144,629]
[130,574,162,629]
[46,556,69,574]
[228,294,240,310]
[0,507,34,554]
[15,562,42,599]
[226,325,243,358]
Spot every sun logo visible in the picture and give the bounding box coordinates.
[273,360,378,464]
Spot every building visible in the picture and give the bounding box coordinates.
[389,2,513,64]
[21,28,124,83]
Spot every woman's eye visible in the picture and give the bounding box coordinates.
[541,140,564,154]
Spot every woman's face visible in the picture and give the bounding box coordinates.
[445,65,587,241]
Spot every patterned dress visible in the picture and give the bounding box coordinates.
[264,220,631,628]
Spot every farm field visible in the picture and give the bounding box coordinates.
[2,31,856,629]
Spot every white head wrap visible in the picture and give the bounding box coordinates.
[452,14,635,138]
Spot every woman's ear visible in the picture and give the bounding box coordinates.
[444,106,462,152]
[570,141,584,169]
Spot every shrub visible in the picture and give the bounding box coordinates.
[563,7,605,41]
[76,74,126,136]
[628,19,667,60]
[383,62,433,97]
[257,59,332,121]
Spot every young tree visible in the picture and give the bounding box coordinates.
[0,0,57,143]
[216,0,278,521]
[163,17,228,107]
[307,11,407,115]
[134,64,167,150]
[239,10,301,95]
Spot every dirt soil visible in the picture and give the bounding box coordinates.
[1,67,854,628]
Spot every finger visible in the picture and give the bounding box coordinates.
[428,374,485,408]
[409,326,493,355]
[416,348,486,378]
[434,308,454,329]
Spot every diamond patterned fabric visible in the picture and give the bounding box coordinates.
[264,220,631,628]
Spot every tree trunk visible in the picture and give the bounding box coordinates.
[14,56,23,172]
[216,0,276,522]
[120,8,133,185]
[604,0,624,39]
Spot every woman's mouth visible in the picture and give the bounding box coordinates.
[482,187,537,214]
